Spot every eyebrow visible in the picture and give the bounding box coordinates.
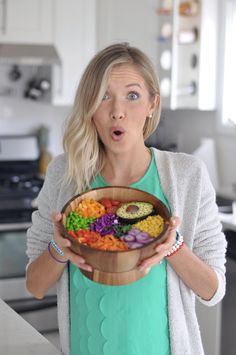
[125,83,142,89]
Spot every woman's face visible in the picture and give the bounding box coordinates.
[92,64,158,154]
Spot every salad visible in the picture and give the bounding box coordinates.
[65,197,164,251]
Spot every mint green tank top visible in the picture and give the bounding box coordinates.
[69,149,171,355]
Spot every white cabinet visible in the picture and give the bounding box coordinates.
[156,0,218,110]
[52,0,97,106]
[96,0,158,66]
[0,0,97,106]
[0,0,54,44]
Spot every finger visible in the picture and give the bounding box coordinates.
[168,216,180,231]
[57,236,71,248]
[78,263,93,272]
[51,211,62,224]
[51,212,62,234]
[155,234,175,253]
[143,267,151,275]
[51,212,71,247]
[155,216,180,253]
[52,212,65,235]
[51,231,71,249]
[138,254,164,271]
[66,249,86,266]
[155,230,176,252]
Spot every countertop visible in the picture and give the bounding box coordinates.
[0,298,62,355]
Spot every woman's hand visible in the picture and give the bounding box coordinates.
[52,212,92,272]
[138,216,180,272]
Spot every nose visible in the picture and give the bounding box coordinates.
[110,99,125,120]
[111,112,125,120]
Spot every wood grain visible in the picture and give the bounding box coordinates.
[61,186,171,285]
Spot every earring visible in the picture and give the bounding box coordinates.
[148,113,153,118]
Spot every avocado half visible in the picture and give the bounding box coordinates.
[116,201,154,224]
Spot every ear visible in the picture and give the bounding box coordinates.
[149,93,160,113]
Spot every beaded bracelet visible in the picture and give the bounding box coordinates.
[48,241,68,264]
[50,239,65,256]
[165,231,184,258]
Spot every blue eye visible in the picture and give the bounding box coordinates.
[127,91,140,100]
[102,92,109,101]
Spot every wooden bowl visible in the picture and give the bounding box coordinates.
[61,186,171,285]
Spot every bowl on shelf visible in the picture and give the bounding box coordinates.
[61,186,171,285]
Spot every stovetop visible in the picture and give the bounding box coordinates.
[0,135,44,224]
[0,171,44,224]
[0,174,44,200]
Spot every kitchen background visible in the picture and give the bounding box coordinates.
[0,0,235,355]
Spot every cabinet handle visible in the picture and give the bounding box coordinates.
[1,0,7,34]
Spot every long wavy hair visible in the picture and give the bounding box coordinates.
[63,43,161,193]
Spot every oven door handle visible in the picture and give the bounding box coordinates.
[7,295,57,314]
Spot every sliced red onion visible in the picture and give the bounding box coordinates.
[126,242,134,249]
[127,228,140,236]
[136,232,150,242]
[129,242,143,249]
[123,234,136,242]
[139,238,153,244]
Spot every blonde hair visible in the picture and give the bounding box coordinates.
[63,43,161,192]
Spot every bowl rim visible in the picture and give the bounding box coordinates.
[61,186,171,253]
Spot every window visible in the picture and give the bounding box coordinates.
[222,0,236,127]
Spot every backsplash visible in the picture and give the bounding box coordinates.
[0,98,70,157]
[0,65,52,103]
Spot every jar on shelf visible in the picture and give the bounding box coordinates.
[179,1,199,16]
[160,50,172,70]
[157,0,173,15]
[178,27,198,44]
[176,81,197,96]
[157,23,172,42]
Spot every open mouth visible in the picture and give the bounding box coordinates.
[113,130,123,136]
[110,127,125,141]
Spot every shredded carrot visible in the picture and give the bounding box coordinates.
[88,234,128,251]
[68,229,128,251]
[75,199,106,218]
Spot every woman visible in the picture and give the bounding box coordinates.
[26,43,226,355]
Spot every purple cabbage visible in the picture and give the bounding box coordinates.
[90,213,119,235]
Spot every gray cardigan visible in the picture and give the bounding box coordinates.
[26,148,227,355]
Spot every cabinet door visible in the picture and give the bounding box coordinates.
[97,0,158,65]
[52,0,96,106]
[0,0,53,44]
[156,0,218,110]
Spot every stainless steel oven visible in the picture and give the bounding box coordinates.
[0,135,58,333]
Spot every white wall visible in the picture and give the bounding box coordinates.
[0,98,69,157]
